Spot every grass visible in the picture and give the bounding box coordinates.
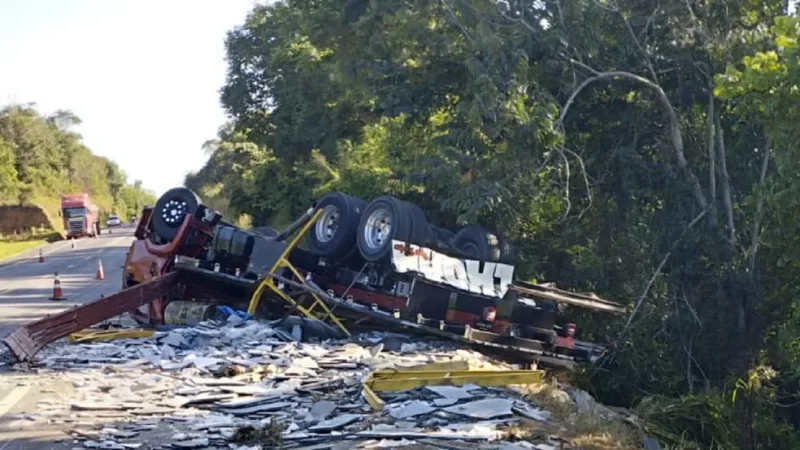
[0,230,63,261]
[0,239,47,260]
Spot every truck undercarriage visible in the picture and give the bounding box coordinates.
[3,187,626,369]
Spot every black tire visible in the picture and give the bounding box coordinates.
[430,225,455,243]
[152,187,201,242]
[451,225,501,262]
[404,202,432,247]
[429,225,456,254]
[357,196,413,261]
[309,192,368,259]
[252,226,279,238]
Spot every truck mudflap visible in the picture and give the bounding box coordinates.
[2,272,179,363]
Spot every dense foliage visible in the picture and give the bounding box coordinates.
[0,104,155,227]
[186,0,800,447]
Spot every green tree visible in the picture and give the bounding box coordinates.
[0,104,155,227]
[188,1,800,447]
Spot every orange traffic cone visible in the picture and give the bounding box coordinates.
[38,249,44,263]
[96,259,105,280]
[49,271,66,301]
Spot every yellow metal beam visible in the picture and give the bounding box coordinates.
[365,369,544,392]
[360,364,544,410]
[361,383,384,410]
[397,360,470,372]
[246,208,350,336]
[248,208,323,316]
[67,329,155,343]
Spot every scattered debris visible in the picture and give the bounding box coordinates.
[9,317,642,449]
[232,418,287,448]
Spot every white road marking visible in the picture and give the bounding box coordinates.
[0,384,32,417]
[0,239,74,273]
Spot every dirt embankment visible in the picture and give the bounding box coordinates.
[0,205,56,236]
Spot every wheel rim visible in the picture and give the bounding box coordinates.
[162,199,188,227]
[363,207,392,252]
[315,205,340,243]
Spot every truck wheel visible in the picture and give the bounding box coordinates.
[429,225,456,254]
[152,187,202,242]
[451,225,498,263]
[430,225,454,243]
[404,202,433,248]
[309,192,367,259]
[357,196,413,261]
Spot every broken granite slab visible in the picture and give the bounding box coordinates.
[18,319,595,450]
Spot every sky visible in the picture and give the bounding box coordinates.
[0,0,261,196]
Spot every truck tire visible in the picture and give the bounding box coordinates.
[432,226,455,242]
[152,187,202,242]
[309,192,367,259]
[357,196,413,261]
[404,202,433,248]
[429,225,456,254]
[451,225,500,263]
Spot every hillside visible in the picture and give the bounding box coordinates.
[0,104,155,236]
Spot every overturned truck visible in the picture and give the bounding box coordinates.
[3,188,626,368]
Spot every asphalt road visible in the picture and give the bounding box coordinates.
[0,226,135,450]
[0,227,135,338]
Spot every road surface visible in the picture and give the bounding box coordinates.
[0,227,134,450]
[0,228,134,337]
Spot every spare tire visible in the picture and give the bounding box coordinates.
[357,196,413,262]
[309,192,368,259]
[152,187,202,242]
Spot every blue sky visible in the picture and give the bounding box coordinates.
[0,0,259,196]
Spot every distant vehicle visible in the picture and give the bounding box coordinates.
[107,214,122,228]
[60,193,100,238]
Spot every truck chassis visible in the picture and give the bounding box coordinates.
[3,188,626,369]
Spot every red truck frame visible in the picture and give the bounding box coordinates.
[4,188,627,369]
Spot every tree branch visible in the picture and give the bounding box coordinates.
[440,0,474,44]
[621,209,708,335]
[617,4,659,82]
[715,113,736,244]
[556,65,709,212]
[748,146,771,274]
[707,88,718,224]
[562,147,594,219]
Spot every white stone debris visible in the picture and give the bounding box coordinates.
[9,316,579,449]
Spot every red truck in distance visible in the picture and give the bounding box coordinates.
[60,193,100,238]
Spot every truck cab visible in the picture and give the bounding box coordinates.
[61,194,100,238]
